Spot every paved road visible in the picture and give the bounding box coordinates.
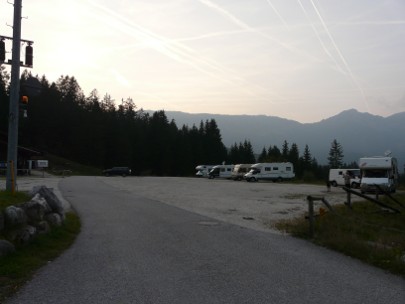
[6,176,405,303]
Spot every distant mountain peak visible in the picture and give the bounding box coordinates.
[161,109,404,168]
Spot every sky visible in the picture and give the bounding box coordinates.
[1,0,405,123]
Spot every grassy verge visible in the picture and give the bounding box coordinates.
[43,153,102,176]
[0,190,81,302]
[0,191,31,210]
[275,193,405,277]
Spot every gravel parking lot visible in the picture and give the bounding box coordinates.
[100,176,360,233]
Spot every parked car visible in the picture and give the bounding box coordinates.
[103,167,131,177]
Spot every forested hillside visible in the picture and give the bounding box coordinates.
[0,69,341,178]
[0,71,234,176]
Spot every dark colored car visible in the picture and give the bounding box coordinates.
[103,167,131,177]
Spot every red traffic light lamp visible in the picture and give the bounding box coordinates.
[21,95,29,104]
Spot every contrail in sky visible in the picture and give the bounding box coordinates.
[297,0,346,75]
[265,0,289,29]
[309,0,369,110]
[87,1,284,101]
[176,29,253,42]
[198,0,344,72]
[87,1,239,84]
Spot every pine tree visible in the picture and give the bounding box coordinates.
[258,147,267,162]
[328,139,344,168]
[301,144,312,168]
[281,140,289,161]
[288,143,300,165]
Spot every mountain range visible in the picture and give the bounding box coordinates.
[157,109,405,169]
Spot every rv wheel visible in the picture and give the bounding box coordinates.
[330,181,337,187]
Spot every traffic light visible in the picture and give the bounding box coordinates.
[0,40,5,62]
[20,95,28,118]
[21,95,29,104]
[25,44,33,67]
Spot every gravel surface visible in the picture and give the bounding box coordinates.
[99,176,362,233]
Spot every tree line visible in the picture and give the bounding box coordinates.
[0,69,350,179]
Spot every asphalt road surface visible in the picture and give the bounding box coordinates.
[6,176,405,304]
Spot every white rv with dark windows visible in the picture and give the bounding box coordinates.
[208,165,235,179]
[244,162,295,182]
[231,164,252,181]
[195,165,214,177]
[359,156,399,193]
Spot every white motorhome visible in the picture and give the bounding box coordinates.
[195,165,214,177]
[231,164,252,181]
[329,169,361,188]
[208,165,234,179]
[359,156,399,193]
[244,162,295,182]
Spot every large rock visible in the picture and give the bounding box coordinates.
[31,186,64,216]
[36,220,51,234]
[5,225,37,244]
[16,225,37,244]
[22,193,51,223]
[45,213,63,227]
[4,206,27,227]
[0,239,15,257]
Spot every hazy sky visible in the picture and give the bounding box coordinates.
[1,0,405,123]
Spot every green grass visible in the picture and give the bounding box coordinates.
[275,193,405,277]
[43,153,102,176]
[0,188,81,301]
[0,191,31,211]
[0,212,80,301]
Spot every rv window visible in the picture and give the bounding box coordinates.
[273,167,279,171]
[286,167,291,171]
[227,168,231,172]
[265,167,271,171]
[363,170,388,178]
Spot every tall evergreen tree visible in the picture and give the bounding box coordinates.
[328,139,344,168]
[268,145,282,162]
[281,140,289,161]
[258,147,267,162]
[241,140,256,163]
[288,143,300,165]
[301,145,312,169]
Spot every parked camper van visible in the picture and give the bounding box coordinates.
[244,162,295,182]
[208,165,234,179]
[195,165,214,177]
[231,164,252,181]
[329,169,361,188]
[359,156,399,193]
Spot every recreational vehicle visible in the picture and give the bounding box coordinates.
[231,164,252,180]
[329,169,361,188]
[208,165,234,179]
[195,165,214,177]
[244,162,295,182]
[359,156,399,193]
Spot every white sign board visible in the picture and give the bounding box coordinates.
[37,160,49,168]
